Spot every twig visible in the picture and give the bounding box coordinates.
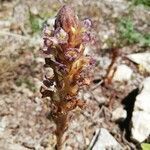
[91,79,103,91]
[104,48,120,85]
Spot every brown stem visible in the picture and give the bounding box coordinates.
[104,48,119,85]
[54,112,68,150]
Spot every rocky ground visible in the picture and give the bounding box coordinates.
[0,0,150,150]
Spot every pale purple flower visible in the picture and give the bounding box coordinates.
[64,48,79,61]
[82,32,91,43]
[82,18,92,29]
[54,27,68,44]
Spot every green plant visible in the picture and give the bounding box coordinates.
[133,0,150,7]
[141,143,150,150]
[29,12,43,33]
[40,5,94,149]
[16,77,36,92]
[118,18,150,46]
[29,7,57,34]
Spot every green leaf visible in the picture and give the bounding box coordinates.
[133,0,150,7]
[141,143,150,150]
[29,13,42,33]
[118,17,150,46]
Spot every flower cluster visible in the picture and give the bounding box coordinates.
[41,5,94,105]
[40,5,94,149]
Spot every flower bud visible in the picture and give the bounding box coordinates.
[54,5,79,33]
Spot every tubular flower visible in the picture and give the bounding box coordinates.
[40,5,95,149]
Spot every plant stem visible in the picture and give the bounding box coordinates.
[54,112,68,150]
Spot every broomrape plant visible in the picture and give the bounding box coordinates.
[40,5,94,149]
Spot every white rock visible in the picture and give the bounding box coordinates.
[89,128,122,150]
[0,20,11,28]
[111,106,127,121]
[131,77,150,142]
[142,77,150,92]
[0,117,8,134]
[127,53,150,73]
[132,111,150,142]
[113,64,133,81]
[136,92,150,113]
[30,6,39,15]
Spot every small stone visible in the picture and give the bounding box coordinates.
[85,138,90,146]
[89,128,123,150]
[111,106,127,121]
[136,92,150,113]
[127,53,150,73]
[30,6,39,15]
[132,111,150,142]
[131,77,150,142]
[0,20,11,28]
[0,117,8,133]
[113,64,133,82]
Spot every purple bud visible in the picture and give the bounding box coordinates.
[65,54,76,61]
[53,60,67,73]
[82,32,91,43]
[89,57,96,66]
[48,37,58,45]
[82,18,92,29]
[44,38,53,47]
[82,32,95,45]
[67,48,80,53]
[54,60,66,68]
[43,26,52,36]
[64,49,78,61]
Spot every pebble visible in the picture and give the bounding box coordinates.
[131,77,150,142]
[113,64,133,82]
[111,106,127,121]
[89,128,123,150]
[127,53,150,73]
